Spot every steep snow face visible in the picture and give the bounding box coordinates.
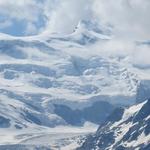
[78,99,150,150]
[0,20,146,129]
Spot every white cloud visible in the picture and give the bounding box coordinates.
[0,0,149,40]
[92,0,150,40]
[25,22,38,35]
[42,0,150,41]
[0,0,43,21]
[132,45,150,67]
[0,0,45,35]
[0,20,12,29]
[44,0,92,34]
[0,0,149,67]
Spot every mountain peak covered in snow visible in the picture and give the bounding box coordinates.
[78,99,150,150]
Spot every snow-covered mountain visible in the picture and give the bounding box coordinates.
[0,19,150,149]
[78,99,150,150]
[0,20,140,129]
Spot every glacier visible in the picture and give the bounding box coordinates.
[0,20,150,149]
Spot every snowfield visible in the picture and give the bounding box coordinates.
[0,20,150,149]
[0,123,97,150]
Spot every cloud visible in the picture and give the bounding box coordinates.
[88,37,150,67]
[0,0,149,40]
[0,0,42,21]
[92,0,150,40]
[42,0,150,41]
[0,0,46,35]
[25,23,38,35]
[0,20,12,29]
[0,0,149,68]
[90,0,150,66]
[132,44,150,67]
[44,0,92,34]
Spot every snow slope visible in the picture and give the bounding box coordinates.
[0,123,97,150]
[78,99,150,150]
[0,20,141,129]
[0,19,150,149]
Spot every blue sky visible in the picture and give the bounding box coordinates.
[0,0,48,36]
[0,16,46,36]
[1,20,32,36]
[0,0,149,40]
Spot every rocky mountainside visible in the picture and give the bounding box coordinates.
[78,99,150,150]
